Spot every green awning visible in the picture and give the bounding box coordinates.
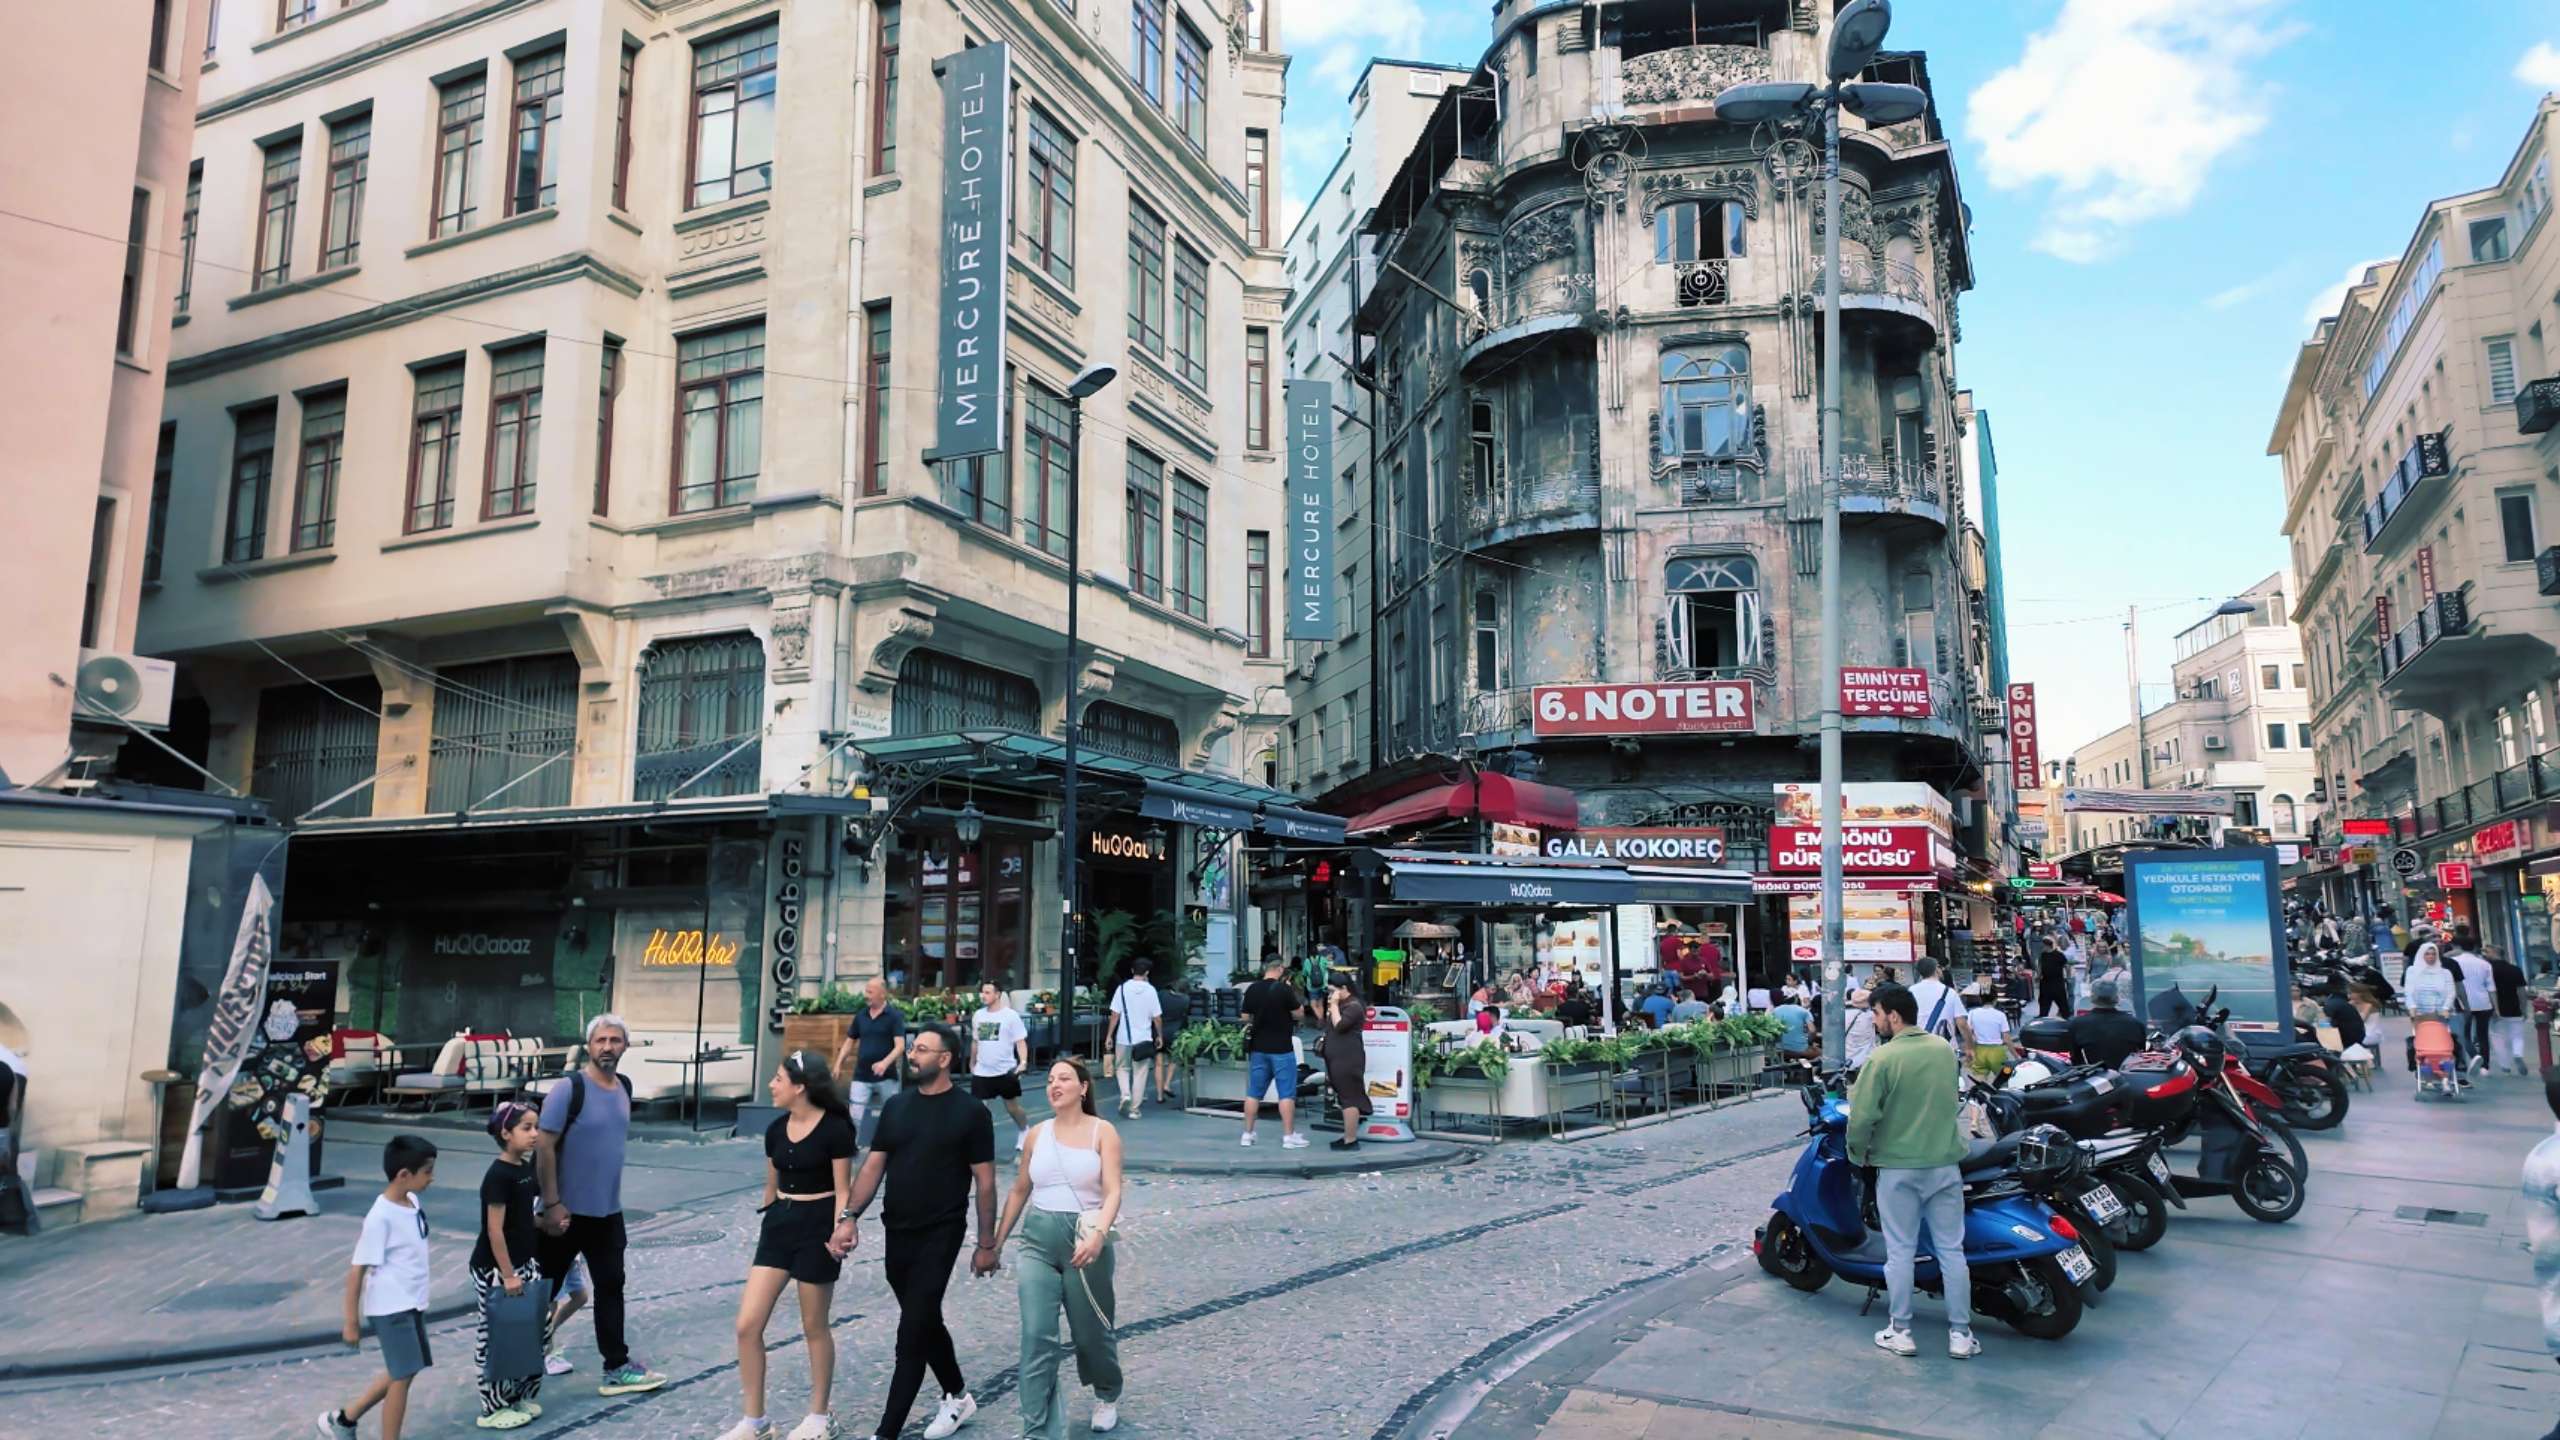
[854,730,1345,842]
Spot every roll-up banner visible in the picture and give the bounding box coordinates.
[1285,378,1335,640]
[929,43,1010,461]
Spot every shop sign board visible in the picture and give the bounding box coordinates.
[1769,822,1936,874]
[1357,1006,1417,1141]
[1089,829,1170,862]
[1842,667,1931,717]
[2027,861,2060,880]
[1541,827,1727,866]
[2475,820,2525,863]
[2007,683,2041,793]
[1772,781,1954,837]
[1530,681,1755,737]
[2438,860,2475,890]
[2340,819,2392,838]
[929,43,1010,460]
[1283,377,1336,640]
[2345,845,2379,866]
[2276,843,2302,865]
[2392,848,2422,877]
[1489,822,1541,857]
[2123,847,2289,1036]
[1753,874,1938,894]
[2060,786,2237,817]
[1788,892,1915,965]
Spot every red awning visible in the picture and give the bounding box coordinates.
[1342,773,1580,836]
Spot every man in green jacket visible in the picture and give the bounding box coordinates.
[1846,983,1978,1360]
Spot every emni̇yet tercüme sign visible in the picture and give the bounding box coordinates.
[929,43,1010,461]
[1285,377,1334,639]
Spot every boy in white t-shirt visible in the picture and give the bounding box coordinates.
[320,1134,439,1440]
[969,980,1033,1141]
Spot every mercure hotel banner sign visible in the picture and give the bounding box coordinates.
[931,43,1009,461]
[1286,378,1335,640]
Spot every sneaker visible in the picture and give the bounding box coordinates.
[1281,1132,1310,1149]
[317,1412,357,1440]
[715,1421,775,1440]
[922,1392,976,1439]
[1874,1327,1917,1357]
[1091,1398,1120,1433]
[785,1416,837,1440]
[1949,1330,1981,1360]
[517,1403,543,1418]
[1239,1131,1256,1146]
[1329,1138,1359,1150]
[476,1411,532,1431]
[545,1349,574,1376]
[1128,1102,1143,1119]
[599,1364,669,1396]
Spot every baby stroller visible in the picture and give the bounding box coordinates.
[2411,1015,2463,1101]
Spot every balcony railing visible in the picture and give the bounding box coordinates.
[1816,254,1931,310]
[1658,454,1776,505]
[2540,545,2560,597]
[2517,377,2560,435]
[1625,43,1773,107]
[1465,465,1607,537]
[1464,687,1538,738]
[1468,272,1596,337]
[1672,257,1731,307]
[1783,448,1943,514]
[2377,586,2470,681]
[2358,427,2452,550]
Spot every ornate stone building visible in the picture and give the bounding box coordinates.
[1294,0,2007,966]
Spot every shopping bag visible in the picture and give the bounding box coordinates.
[482,1284,546,1383]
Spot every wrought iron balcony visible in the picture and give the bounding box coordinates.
[1488,272,1595,329]
[1672,257,1731,307]
[2517,377,2560,435]
[2541,545,2560,597]
[1815,254,1931,309]
[1463,687,1539,740]
[2377,587,2470,681]
[1464,464,1607,539]
[2358,427,2452,550]
[1655,454,1776,506]
[1624,43,1773,107]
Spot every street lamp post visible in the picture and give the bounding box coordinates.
[1061,362,1118,1056]
[1715,0,1923,1076]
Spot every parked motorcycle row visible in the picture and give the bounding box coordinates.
[1754,984,2333,1341]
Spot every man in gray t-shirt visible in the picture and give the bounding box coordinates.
[534,1015,664,1395]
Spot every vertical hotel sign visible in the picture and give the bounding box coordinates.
[930,43,1009,461]
[2005,682,2040,794]
[1285,378,1335,639]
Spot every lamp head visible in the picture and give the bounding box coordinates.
[1828,0,1894,83]
[2213,598,2257,617]
[1710,81,1817,124]
[1838,81,1928,126]
[1068,362,1119,400]
[955,801,985,846]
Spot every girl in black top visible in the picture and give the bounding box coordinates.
[726,1051,857,1440]
[472,1102,547,1426]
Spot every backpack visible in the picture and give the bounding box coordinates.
[555,1067,634,1176]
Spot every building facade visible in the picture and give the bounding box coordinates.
[1298,0,2007,973]
[140,0,1296,1094]
[2275,94,2560,969]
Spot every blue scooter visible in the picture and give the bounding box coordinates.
[1753,1086,2099,1340]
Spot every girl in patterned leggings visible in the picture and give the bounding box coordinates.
[470,1104,552,1429]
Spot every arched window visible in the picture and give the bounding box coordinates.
[2272,794,2297,833]
[1663,554,1761,671]
[1659,345,1750,459]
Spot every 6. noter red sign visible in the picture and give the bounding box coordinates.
[1531,681,1756,737]
[2006,682,2040,793]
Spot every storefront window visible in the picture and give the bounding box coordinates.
[883,836,1029,992]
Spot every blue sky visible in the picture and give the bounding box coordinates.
[1276,0,2560,759]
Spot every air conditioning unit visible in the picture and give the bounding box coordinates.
[72,647,176,729]
[2203,734,2226,750]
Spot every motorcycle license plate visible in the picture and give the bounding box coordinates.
[2080,1184,2126,1222]
[2146,1153,2173,1187]
[2058,1245,2096,1284]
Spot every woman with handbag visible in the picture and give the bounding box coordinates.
[717,1052,858,1440]
[991,1057,1127,1437]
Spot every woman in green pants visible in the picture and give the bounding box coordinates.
[992,1057,1126,1436]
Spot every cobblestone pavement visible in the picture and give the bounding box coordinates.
[0,1096,1801,1439]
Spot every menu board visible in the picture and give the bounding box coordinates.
[1787,893,1915,966]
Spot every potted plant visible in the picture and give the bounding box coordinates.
[1171,1020,1251,1101]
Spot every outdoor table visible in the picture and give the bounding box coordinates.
[645,1047,742,1129]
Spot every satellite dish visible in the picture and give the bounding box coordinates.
[76,653,145,716]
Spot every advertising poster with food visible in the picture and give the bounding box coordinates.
[1772,782,1953,837]
[1787,893,1915,965]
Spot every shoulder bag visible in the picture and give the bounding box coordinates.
[1027,1121,1118,1332]
[1115,986,1159,1063]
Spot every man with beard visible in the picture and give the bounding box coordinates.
[535,1014,666,1396]
[843,1024,1000,1440]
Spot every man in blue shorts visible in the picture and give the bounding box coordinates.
[1239,955,1307,1149]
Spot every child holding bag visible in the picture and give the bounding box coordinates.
[471,1103,550,1429]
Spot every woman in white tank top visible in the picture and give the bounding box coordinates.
[991,1057,1127,1438]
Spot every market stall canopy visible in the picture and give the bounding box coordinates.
[851,731,1345,843]
[1391,920,1461,939]
[1352,849,1753,907]
[1341,773,1580,836]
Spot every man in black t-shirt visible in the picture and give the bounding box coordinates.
[843,1024,997,1440]
[1241,955,1307,1149]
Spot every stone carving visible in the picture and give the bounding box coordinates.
[1502,205,1579,282]
[646,553,837,601]
[1012,269,1077,336]
[856,603,936,694]
[1127,359,1213,437]
[1577,125,1637,212]
[678,213,766,261]
[770,599,812,681]
[1639,167,1762,222]
[1622,44,1773,108]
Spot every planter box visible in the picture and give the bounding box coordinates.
[1189,1059,1283,1104]
[780,1014,852,1082]
[1425,1062,1607,1123]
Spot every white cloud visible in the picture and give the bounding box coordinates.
[2302,257,2388,328]
[1964,0,2299,262]
[2519,41,2560,88]
[2206,275,2270,311]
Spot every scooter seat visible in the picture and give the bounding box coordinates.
[2248,1042,2329,1062]
[1960,1133,2022,1175]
